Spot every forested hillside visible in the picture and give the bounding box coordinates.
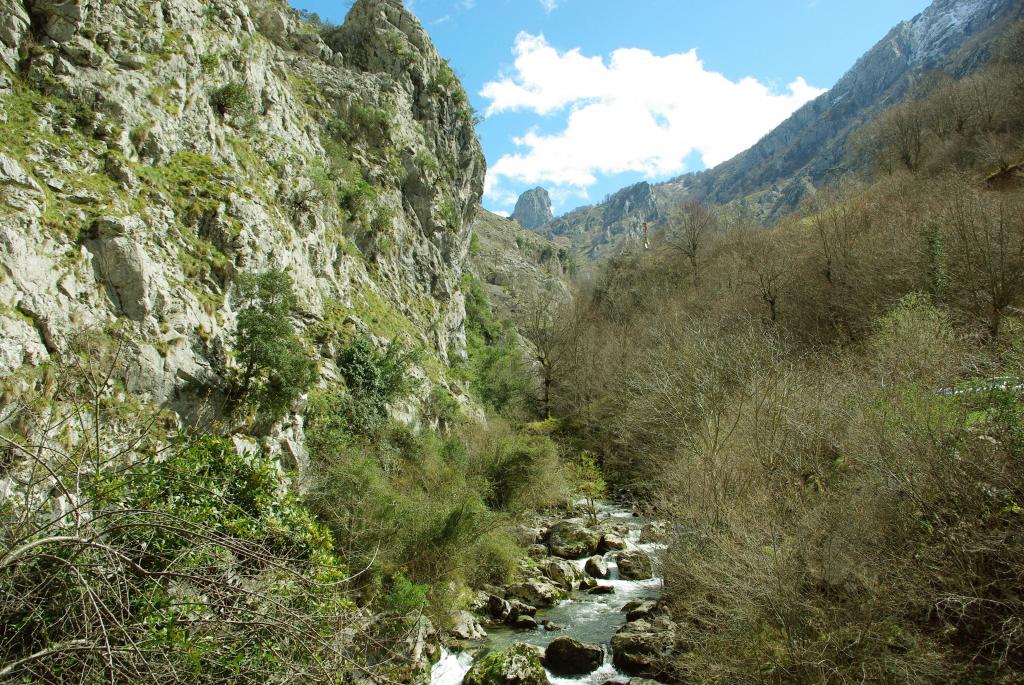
[538,22,1024,682]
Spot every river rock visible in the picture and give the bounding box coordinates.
[451,611,487,641]
[527,544,548,559]
[543,636,604,676]
[541,558,585,591]
[513,614,538,630]
[589,585,615,595]
[507,599,537,621]
[615,550,653,580]
[507,580,561,608]
[463,643,549,685]
[624,601,657,622]
[547,520,600,559]
[640,522,668,544]
[598,533,628,553]
[488,595,512,621]
[611,619,677,679]
[584,555,610,579]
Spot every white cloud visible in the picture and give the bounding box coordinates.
[539,0,558,13]
[482,33,826,203]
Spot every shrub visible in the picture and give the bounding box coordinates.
[232,270,317,422]
[0,340,374,685]
[335,336,420,433]
[210,82,254,118]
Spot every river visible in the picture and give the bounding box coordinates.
[431,502,665,685]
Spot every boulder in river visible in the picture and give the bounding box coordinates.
[541,558,585,591]
[585,555,610,579]
[598,533,628,553]
[611,619,678,679]
[488,595,512,621]
[507,599,537,621]
[547,520,600,559]
[615,550,653,580]
[451,611,487,640]
[588,584,615,595]
[624,600,657,622]
[513,614,538,630]
[543,636,604,676]
[507,580,562,607]
[463,643,549,685]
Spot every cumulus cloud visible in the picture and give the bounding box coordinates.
[539,0,558,13]
[482,33,825,202]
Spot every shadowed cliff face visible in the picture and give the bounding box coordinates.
[0,0,484,448]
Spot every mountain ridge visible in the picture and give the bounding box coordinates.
[515,0,1024,256]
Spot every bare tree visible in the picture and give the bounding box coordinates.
[668,199,717,286]
[516,287,575,417]
[943,182,1024,339]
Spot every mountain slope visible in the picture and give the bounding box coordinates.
[676,0,1024,220]
[522,0,1023,256]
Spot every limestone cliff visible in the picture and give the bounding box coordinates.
[0,0,484,451]
[511,186,553,231]
[469,208,571,320]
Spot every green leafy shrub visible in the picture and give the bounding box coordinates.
[335,336,419,432]
[210,82,254,118]
[233,270,317,422]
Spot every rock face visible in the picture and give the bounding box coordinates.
[463,643,549,685]
[0,0,484,451]
[547,520,600,559]
[512,187,553,231]
[467,208,572,324]
[543,636,603,676]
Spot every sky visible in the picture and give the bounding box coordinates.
[289,0,932,216]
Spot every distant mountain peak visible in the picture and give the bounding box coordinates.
[512,187,554,230]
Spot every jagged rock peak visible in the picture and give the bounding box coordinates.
[602,182,658,227]
[327,0,437,78]
[512,187,553,230]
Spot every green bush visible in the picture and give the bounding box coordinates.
[336,336,419,428]
[210,82,254,118]
[233,270,317,422]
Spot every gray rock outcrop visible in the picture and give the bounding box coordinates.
[512,187,553,230]
[0,0,485,451]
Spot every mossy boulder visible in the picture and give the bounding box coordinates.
[463,643,549,685]
[547,520,600,559]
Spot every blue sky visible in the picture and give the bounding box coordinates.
[289,0,932,215]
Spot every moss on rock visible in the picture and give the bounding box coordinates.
[463,643,549,685]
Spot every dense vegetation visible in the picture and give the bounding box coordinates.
[0,252,584,683]
[538,27,1024,683]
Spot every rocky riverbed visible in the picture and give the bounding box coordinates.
[431,502,681,685]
